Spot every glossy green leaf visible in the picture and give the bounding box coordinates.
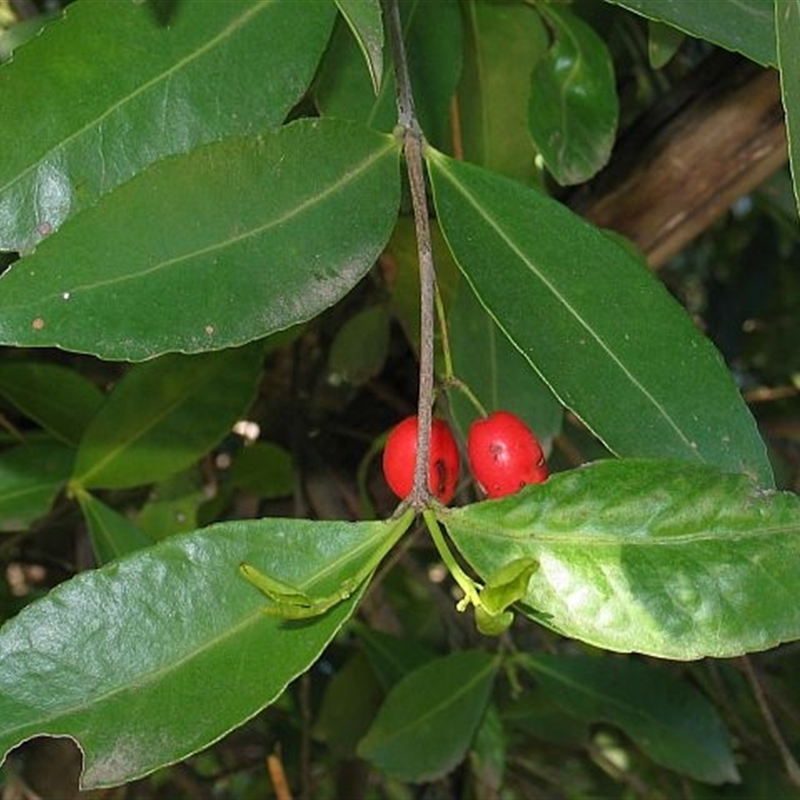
[0,119,401,360]
[521,655,737,784]
[458,0,547,184]
[77,491,153,564]
[0,514,402,788]
[0,360,104,446]
[0,0,336,251]
[0,441,73,531]
[441,459,800,659]
[316,0,462,149]
[72,344,263,490]
[358,650,498,782]
[335,0,384,93]
[605,0,776,66]
[530,5,618,185]
[776,0,800,219]
[426,150,772,486]
[448,275,562,447]
[327,305,391,387]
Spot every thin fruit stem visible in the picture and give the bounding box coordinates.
[444,374,488,419]
[384,0,437,509]
[434,280,454,378]
[422,509,481,610]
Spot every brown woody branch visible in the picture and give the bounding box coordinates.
[566,52,787,269]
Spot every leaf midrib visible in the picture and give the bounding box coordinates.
[448,518,800,545]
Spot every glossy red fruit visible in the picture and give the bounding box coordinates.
[468,411,548,498]
[382,416,460,503]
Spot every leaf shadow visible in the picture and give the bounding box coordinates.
[146,0,182,27]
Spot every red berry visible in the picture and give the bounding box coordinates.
[468,411,548,498]
[382,416,460,503]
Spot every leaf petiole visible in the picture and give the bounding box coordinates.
[241,508,415,620]
[422,508,482,611]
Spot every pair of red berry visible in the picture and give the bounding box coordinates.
[382,411,548,504]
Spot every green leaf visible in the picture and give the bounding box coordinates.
[354,625,435,690]
[0,119,401,360]
[0,441,73,531]
[0,360,104,446]
[448,275,562,446]
[647,19,685,69]
[136,472,205,540]
[0,0,336,251]
[327,305,391,387]
[776,0,800,219]
[503,687,587,747]
[0,514,399,788]
[469,704,506,794]
[0,12,56,62]
[228,442,294,499]
[458,0,548,184]
[316,0,462,149]
[384,217,461,354]
[426,150,772,486]
[441,459,800,659]
[358,650,498,782]
[77,491,153,564]
[72,344,263,490]
[604,0,776,66]
[530,5,619,185]
[335,0,384,93]
[521,655,738,784]
[315,652,384,756]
